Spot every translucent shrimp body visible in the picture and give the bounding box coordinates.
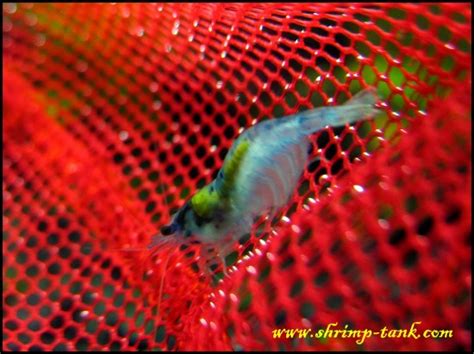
[150,88,381,259]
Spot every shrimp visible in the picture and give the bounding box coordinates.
[148,87,381,274]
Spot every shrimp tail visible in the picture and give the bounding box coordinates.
[295,87,381,134]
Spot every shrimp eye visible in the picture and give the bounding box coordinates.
[161,224,177,236]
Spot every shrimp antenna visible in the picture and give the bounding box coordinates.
[157,250,172,315]
[147,139,180,348]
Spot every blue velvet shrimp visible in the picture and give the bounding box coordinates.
[149,88,381,273]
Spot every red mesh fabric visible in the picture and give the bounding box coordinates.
[2,3,471,351]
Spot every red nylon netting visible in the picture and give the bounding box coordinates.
[2,3,471,351]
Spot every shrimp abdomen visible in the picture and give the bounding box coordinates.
[231,135,309,217]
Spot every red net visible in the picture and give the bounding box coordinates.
[2,3,471,351]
